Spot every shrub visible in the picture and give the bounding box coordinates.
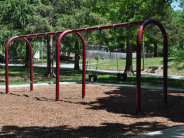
[42,53,47,59]
[102,57,105,60]
[95,55,100,60]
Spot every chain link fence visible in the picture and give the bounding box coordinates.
[86,51,154,60]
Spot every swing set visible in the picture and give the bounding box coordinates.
[5,19,168,113]
[87,26,127,82]
[86,32,97,82]
[113,26,127,81]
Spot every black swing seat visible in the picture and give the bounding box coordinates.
[117,73,127,81]
[89,74,98,82]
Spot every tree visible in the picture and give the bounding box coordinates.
[63,1,109,70]
[34,0,109,74]
[145,7,184,57]
[178,0,184,10]
[0,0,40,66]
[91,0,172,75]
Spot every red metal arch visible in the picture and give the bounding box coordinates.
[4,19,168,113]
[56,31,86,101]
[5,36,33,94]
[136,19,168,112]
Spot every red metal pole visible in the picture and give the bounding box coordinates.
[17,20,145,39]
[70,21,145,33]
[75,33,86,98]
[136,19,168,112]
[56,31,86,101]
[5,37,34,94]
[6,36,20,94]
[136,26,143,113]
[23,38,33,91]
[56,30,72,101]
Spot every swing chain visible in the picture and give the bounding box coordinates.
[98,26,101,52]
[97,27,101,73]
[85,28,91,75]
[113,25,119,74]
[85,28,88,46]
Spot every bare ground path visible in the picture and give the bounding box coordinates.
[0,84,184,137]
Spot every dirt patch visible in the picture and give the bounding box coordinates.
[0,84,184,137]
[141,69,164,75]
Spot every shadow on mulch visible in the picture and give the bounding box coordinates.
[60,87,184,124]
[5,87,184,119]
[1,86,184,137]
[0,122,170,138]
[85,87,184,123]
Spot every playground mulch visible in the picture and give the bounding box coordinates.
[0,83,184,138]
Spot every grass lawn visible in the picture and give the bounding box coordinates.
[13,56,184,76]
[32,57,184,76]
[0,64,184,89]
[33,59,78,65]
[86,57,184,76]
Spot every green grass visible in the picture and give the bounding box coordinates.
[91,73,184,89]
[11,58,83,65]
[10,56,184,76]
[1,57,184,88]
[0,66,184,89]
[33,59,83,65]
[86,57,184,76]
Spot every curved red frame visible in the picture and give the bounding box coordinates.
[136,19,168,112]
[5,36,33,94]
[4,19,168,113]
[56,31,86,101]
[16,20,145,39]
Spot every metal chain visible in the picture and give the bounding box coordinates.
[99,28,101,53]
[96,27,101,73]
[114,26,119,74]
[85,28,91,75]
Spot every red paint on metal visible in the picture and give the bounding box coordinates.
[56,31,86,101]
[136,19,168,113]
[75,33,86,98]
[136,26,143,113]
[71,21,144,33]
[5,37,33,94]
[4,19,168,113]
[23,38,33,91]
[16,20,145,39]
[56,30,72,101]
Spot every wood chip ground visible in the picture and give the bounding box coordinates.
[0,84,183,137]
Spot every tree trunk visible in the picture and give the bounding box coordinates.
[154,42,158,57]
[74,40,80,70]
[46,35,55,77]
[124,27,134,75]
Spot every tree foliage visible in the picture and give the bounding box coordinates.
[92,0,172,75]
[0,0,41,58]
[144,6,184,57]
[0,0,183,75]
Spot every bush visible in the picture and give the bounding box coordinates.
[177,51,184,57]
[102,57,105,60]
[95,55,100,60]
[42,53,47,59]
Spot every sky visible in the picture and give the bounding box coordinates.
[171,1,182,10]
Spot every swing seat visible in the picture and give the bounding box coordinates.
[117,73,127,81]
[89,74,98,82]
